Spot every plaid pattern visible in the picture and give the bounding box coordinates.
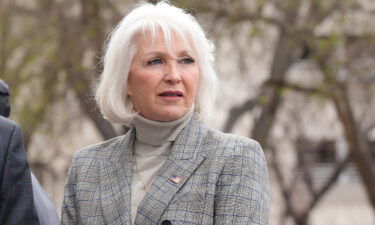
[0,116,40,225]
[62,116,270,225]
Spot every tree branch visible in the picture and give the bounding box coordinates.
[223,94,260,132]
[309,156,350,211]
[270,146,301,223]
[265,80,328,96]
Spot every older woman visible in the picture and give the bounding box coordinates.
[62,2,270,225]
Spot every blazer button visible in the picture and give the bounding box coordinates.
[161,220,172,225]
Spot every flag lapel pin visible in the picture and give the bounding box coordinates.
[170,175,182,184]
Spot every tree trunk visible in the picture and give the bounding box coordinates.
[252,29,301,146]
[56,6,118,140]
[330,82,375,210]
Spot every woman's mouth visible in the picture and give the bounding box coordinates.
[159,91,183,97]
[158,91,183,101]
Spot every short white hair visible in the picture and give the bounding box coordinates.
[96,1,218,125]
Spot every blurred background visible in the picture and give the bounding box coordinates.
[1,0,374,224]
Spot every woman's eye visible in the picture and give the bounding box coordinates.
[180,57,195,64]
[147,58,163,65]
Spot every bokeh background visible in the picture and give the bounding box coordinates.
[1,0,375,224]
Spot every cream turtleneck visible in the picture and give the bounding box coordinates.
[131,110,193,224]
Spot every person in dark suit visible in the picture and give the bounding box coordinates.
[0,115,40,225]
[0,79,59,225]
[0,80,10,118]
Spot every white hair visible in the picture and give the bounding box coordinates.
[96,1,218,125]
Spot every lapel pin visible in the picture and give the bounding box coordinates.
[170,175,182,184]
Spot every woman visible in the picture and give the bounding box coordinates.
[62,2,270,225]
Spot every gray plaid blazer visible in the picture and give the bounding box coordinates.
[61,116,270,225]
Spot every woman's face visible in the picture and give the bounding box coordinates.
[127,31,200,122]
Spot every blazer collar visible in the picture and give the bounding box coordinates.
[134,115,208,224]
[170,115,208,159]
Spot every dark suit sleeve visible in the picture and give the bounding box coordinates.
[0,122,40,225]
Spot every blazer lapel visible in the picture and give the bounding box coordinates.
[134,116,207,225]
[100,129,135,225]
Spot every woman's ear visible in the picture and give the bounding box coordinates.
[126,87,133,96]
[126,76,133,96]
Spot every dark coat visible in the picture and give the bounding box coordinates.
[0,116,40,225]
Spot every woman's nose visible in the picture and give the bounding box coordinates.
[163,63,182,84]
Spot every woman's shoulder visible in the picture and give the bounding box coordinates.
[205,127,264,159]
[0,116,19,133]
[207,127,261,148]
[71,133,130,164]
[203,128,268,177]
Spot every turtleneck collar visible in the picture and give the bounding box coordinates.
[133,109,193,146]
